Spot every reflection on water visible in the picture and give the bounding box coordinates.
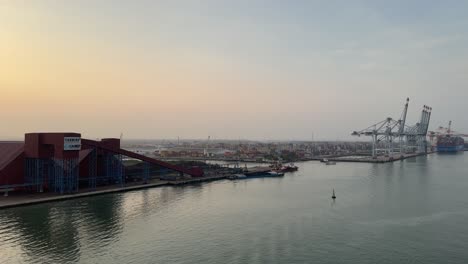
[3,206,80,263]
[0,185,210,263]
[1,154,468,264]
[0,194,124,263]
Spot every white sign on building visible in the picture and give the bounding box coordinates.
[64,137,81,151]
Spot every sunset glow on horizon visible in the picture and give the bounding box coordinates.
[2,1,468,140]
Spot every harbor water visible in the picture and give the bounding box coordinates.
[1,153,468,263]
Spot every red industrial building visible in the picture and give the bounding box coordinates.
[0,133,203,194]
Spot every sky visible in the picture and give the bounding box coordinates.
[1,0,468,140]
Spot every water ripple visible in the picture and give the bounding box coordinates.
[2,158,468,263]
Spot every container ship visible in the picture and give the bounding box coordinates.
[436,135,465,152]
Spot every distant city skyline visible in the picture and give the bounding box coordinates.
[2,1,468,140]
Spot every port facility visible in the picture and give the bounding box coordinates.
[0,132,205,198]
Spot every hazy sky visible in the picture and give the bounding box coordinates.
[1,1,468,140]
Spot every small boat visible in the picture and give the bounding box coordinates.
[322,158,336,165]
[266,171,285,177]
[228,174,247,180]
[321,158,336,165]
[270,162,298,173]
[332,189,336,199]
[282,163,298,172]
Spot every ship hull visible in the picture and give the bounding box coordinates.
[436,135,465,153]
[436,145,464,152]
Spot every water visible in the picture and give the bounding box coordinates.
[1,153,468,264]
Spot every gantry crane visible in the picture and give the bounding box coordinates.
[352,98,432,158]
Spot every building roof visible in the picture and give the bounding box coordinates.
[0,142,24,171]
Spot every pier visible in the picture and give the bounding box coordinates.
[0,175,230,210]
[326,152,434,163]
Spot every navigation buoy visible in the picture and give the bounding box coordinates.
[332,189,336,199]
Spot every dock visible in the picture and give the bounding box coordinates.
[0,175,229,210]
[168,174,228,185]
[327,152,434,163]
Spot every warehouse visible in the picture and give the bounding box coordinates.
[0,133,203,195]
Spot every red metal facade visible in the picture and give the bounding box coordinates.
[0,142,25,185]
[0,132,204,191]
[24,132,81,159]
[1,133,81,188]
